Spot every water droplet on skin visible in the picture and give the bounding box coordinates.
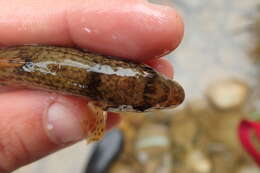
[47,124,54,130]
[84,27,92,33]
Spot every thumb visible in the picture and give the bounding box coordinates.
[0,89,119,173]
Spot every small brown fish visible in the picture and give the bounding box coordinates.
[0,45,185,141]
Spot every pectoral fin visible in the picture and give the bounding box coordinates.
[81,102,107,143]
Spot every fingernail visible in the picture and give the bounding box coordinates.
[44,102,84,144]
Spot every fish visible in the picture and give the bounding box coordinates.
[0,45,185,142]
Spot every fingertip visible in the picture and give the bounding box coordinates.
[68,1,184,60]
[145,58,174,78]
[146,3,184,58]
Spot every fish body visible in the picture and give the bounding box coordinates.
[0,45,184,112]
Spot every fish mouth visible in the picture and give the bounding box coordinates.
[167,80,185,106]
[152,80,185,109]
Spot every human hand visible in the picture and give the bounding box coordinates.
[0,0,183,172]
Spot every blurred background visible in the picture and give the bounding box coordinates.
[15,0,260,172]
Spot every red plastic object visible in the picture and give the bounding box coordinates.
[238,119,260,166]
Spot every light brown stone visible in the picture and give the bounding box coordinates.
[206,79,249,110]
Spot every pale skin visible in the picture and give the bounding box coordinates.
[0,0,184,172]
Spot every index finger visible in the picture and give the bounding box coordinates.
[0,0,184,61]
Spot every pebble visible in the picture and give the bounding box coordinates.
[135,123,170,163]
[206,79,249,110]
[186,150,212,173]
